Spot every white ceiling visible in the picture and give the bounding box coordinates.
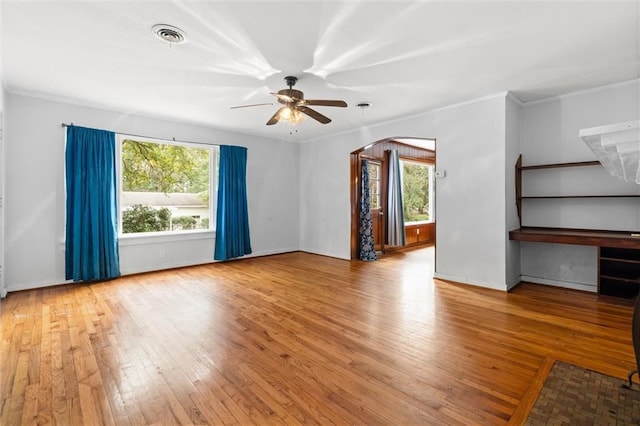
[2,1,639,141]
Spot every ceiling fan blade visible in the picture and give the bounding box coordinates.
[304,99,347,108]
[298,106,331,124]
[266,107,285,125]
[230,103,274,109]
[229,102,273,109]
[271,92,295,103]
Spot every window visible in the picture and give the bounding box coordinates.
[401,160,434,223]
[367,161,381,210]
[117,136,217,236]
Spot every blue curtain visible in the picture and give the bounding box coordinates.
[359,160,377,261]
[214,145,252,260]
[387,149,406,246]
[65,126,120,282]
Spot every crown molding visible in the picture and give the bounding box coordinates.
[520,78,639,108]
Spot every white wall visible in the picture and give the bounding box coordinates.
[0,99,4,298]
[4,93,300,292]
[300,94,512,290]
[0,1,5,297]
[0,101,4,298]
[519,79,640,292]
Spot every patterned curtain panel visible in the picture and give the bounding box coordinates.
[65,125,120,282]
[359,160,377,261]
[387,149,406,247]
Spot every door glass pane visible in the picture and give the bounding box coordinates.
[367,162,381,209]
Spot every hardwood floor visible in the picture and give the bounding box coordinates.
[0,247,635,425]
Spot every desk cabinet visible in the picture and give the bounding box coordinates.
[599,247,640,298]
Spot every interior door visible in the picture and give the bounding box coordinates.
[365,160,384,252]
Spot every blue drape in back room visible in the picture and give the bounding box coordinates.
[387,149,406,247]
[214,145,252,261]
[65,125,120,282]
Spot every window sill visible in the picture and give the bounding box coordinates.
[405,221,434,226]
[119,230,215,246]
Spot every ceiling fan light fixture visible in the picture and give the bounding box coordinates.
[280,106,306,125]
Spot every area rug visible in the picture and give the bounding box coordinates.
[524,361,640,425]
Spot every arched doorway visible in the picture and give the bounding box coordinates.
[350,137,436,259]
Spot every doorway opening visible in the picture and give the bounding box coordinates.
[350,137,436,260]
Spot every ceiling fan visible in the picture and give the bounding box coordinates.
[231,76,347,126]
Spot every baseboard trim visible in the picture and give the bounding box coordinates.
[5,248,302,294]
[506,275,522,291]
[520,275,597,293]
[433,272,508,292]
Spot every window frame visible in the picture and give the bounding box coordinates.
[400,159,435,225]
[115,134,218,240]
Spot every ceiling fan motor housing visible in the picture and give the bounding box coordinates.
[284,76,298,87]
[277,89,304,104]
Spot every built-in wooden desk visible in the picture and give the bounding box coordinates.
[509,227,640,249]
[509,227,640,298]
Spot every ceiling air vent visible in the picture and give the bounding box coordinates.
[152,24,187,44]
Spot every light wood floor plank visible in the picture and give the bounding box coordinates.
[0,247,635,424]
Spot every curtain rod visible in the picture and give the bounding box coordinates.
[60,122,219,147]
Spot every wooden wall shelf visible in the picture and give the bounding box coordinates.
[515,155,639,225]
[519,160,601,171]
[519,195,640,199]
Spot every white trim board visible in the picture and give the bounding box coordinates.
[519,275,597,293]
